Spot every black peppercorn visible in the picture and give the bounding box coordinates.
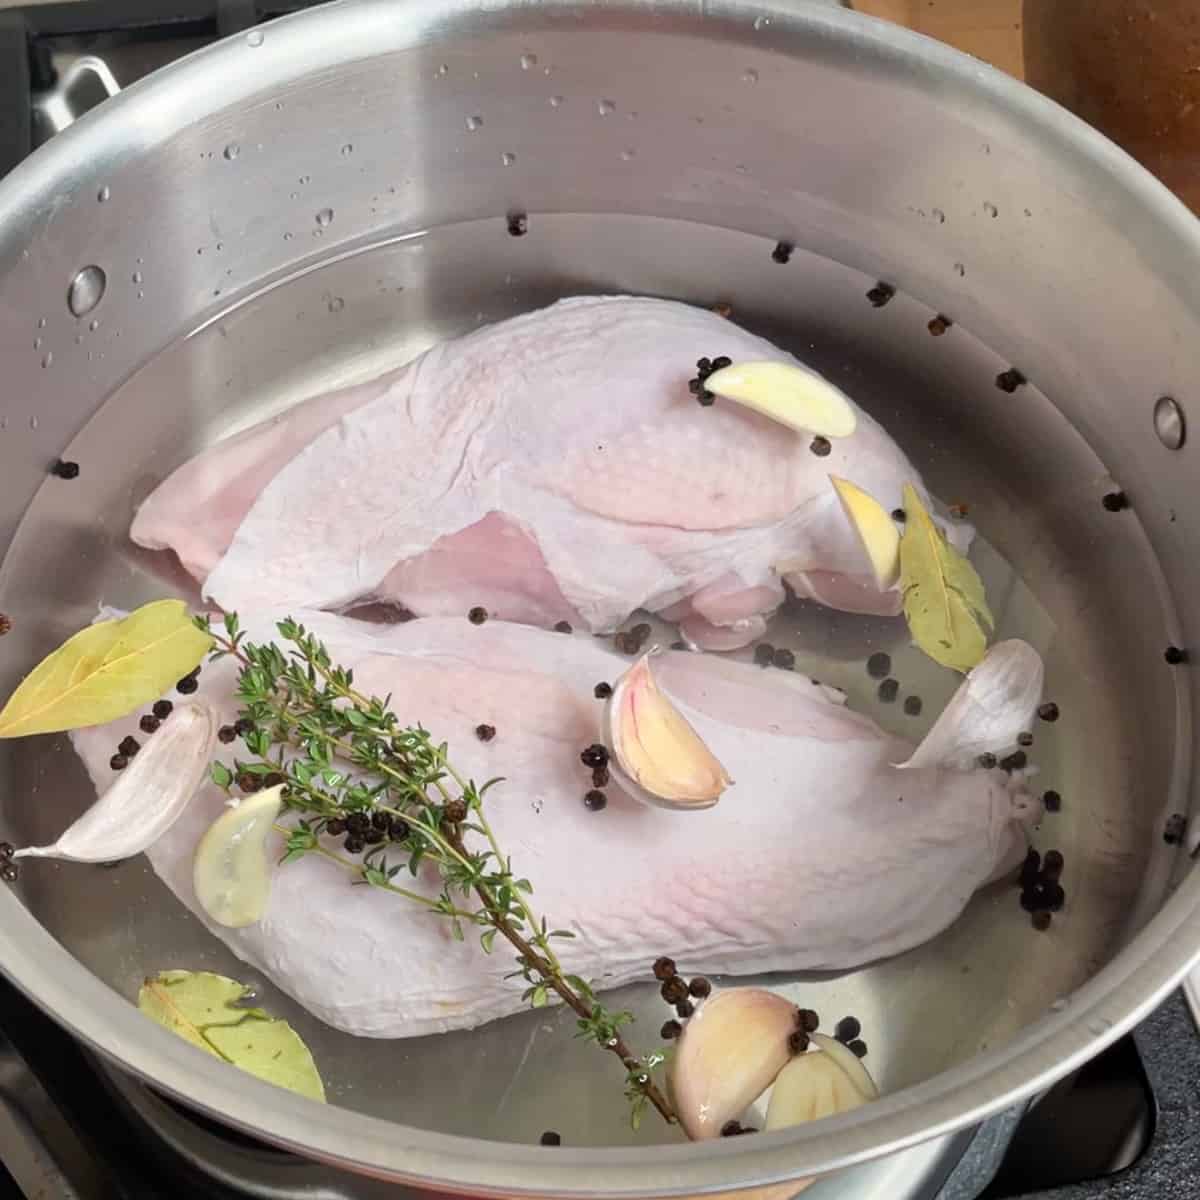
[1101,491,1129,513]
[660,1019,683,1040]
[389,817,410,842]
[594,682,612,699]
[847,1039,868,1058]
[866,281,896,308]
[891,508,906,523]
[51,459,80,480]
[591,766,610,789]
[652,956,678,981]
[263,772,285,789]
[507,211,528,237]
[1043,789,1062,813]
[109,753,128,771]
[771,241,794,264]
[344,835,365,855]
[476,723,496,742]
[583,789,607,812]
[796,1008,820,1033]
[1041,849,1064,881]
[372,811,390,831]
[1164,813,1187,845]
[1020,848,1041,888]
[661,976,689,1005]
[1032,910,1052,932]
[326,818,347,836]
[0,843,13,861]
[995,367,1027,393]
[580,744,609,769]
[772,648,795,671]
[877,678,899,703]
[753,643,775,667]
[1001,750,1027,772]
[835,1016,861,1043]
[688,976,712,999]
[0,862,19,884]
[218,725,237,744]
[978,752,998,769]
[539,1131,561,1147]
[788,1030,810,1055]
[928,314,953,337]
[346,813,369,836]
[810,436,832,458]
[364,828,386,845]
[866,651,892,679]
[118,735,140,758]
[176,675,199,695]
[675,999,695,1019]
[1037,702,1060,723]
[1165,645,1189,665]
[236,772,262,793]
[234,717,254,736]
[554,620,573,634]
[903,695,923,716]
[138,714,160,735]
[468,606,488,625]
[721,1120,743,1137]
[444,799,469,823]
[152,699,173,720]
[1017,732,1034,747]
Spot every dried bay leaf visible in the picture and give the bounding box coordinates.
[138,970,325,1102]
[899,484,993,673]
[0,599,212,737]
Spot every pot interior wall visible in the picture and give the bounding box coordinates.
[0,0,1194,1162]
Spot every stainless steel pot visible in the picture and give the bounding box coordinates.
[2,1,1200,1195]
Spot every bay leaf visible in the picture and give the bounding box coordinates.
[138,970,325,1103]
[899,484,994,674]
[0,599,212,738]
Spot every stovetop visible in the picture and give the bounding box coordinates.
[0,4,1198,1198]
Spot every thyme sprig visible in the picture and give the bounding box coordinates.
[197,612,675,1128]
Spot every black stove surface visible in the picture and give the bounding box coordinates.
[0,3,1194,1198]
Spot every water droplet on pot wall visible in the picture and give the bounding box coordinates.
[67,266,106,318]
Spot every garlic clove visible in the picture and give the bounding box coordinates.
[764,1041,877,1131]
[897,639,1045,770]
[670,988,797,1140]
[702,361,858,439]
[193,784,285,928]
[18,701,218,863]
[809,1032,879,1101]
[830,476,901,591]
[602,651,732,811]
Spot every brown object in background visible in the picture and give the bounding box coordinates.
[1023,0,1200,214]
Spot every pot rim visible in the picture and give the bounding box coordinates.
[2,0,1199,1193]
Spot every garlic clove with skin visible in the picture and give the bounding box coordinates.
[193,784,285,928]
[809,1032,879,1101]
[702,361,858,439]
[602,651,732,811]
[764,1040,877,1131]
[17,701,218,863]
[830,476,901,591]
[670,987,798,1140]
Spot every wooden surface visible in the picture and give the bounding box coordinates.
[850,0,1026,79]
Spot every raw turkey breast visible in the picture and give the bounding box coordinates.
[70,611,1038,1039]
[131,296,966,649]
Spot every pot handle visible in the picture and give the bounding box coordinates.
[933,988,1200,1200]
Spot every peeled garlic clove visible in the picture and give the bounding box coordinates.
[602,652,732,811]
[193,784,285,928]
[809,1032,879,1101]
[764,1041,876,1131]
[17,702,218,863]
[897,639,1045,770]
[670,988,797,1140]
[703,361,858,439]
[830,476,901,591]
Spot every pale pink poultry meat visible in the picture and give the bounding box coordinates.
[131,297,968,648]
[70,611,1039,1039]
